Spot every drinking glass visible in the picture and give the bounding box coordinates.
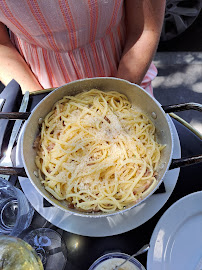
[0,177,34,236]
[23,228,67,270]
[0,235,43,269]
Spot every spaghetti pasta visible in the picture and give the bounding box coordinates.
[35,89,165,213]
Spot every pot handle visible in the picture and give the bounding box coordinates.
[0,166,27,177]
[169,155,202,170]
[165,103,202,168]
[162,102,202,140]
[0,112,30,120]
[162,102,202,113]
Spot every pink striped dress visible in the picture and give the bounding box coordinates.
[0,0,157,95]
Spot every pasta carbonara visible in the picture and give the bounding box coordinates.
[35,89,165,213]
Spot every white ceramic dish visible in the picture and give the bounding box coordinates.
[16,116,181,237]
[88,252,146,270]
[147,191,202,270]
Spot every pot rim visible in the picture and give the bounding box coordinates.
[21,77,174,218]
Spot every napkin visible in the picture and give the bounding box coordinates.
[0,79,23,157]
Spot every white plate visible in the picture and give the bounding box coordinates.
[147,191,202,270]
[16,117,181,237]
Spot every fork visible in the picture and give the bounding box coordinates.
[113,244,150,270]
[0,91,29,180]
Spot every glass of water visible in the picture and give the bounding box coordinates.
[0,177,34,236]
[23,228,67,270]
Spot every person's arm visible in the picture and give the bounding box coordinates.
[0,22,42,93]
[116,0,166,85]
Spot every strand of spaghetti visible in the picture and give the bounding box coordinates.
[45,186,65,200]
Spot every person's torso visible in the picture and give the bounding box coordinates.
[0,0,124,51]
